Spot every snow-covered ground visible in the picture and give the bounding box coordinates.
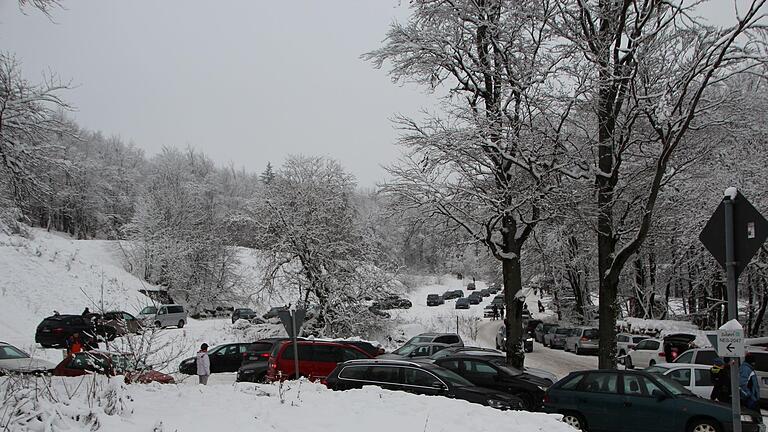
[1,375,575,432]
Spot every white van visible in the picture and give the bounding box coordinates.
[138,304,187,329]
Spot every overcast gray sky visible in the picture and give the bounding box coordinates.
[0,1,749,186]
[1,0,435,186]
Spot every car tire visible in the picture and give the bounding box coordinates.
[576,347,583,355]
[686,418,722,432]
[155,321,162,328]
[625,356,634,369]
[649,359,656,367]
[517,392,535,411]
[618,350,626,357]
[178,320,185,328]
[561,411,586,431]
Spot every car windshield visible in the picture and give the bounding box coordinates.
[393,344,423,356]
[429,367,474,387]
[645,366,670,375]
[654,374,694,396]
[489,358,523,376]
[139,306,157,315]
[0,345,29,359]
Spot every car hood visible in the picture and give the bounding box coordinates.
[524,367,558,384]
[0,357,56,372]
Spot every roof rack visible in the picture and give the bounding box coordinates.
[343,358,423,367]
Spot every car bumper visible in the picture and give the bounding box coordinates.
[724,423,765,432]
[35,333,66,347]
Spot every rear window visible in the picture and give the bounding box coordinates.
[583,329,598,339]
[281,343,315,361]
[435,335,460,344]
[556,328,572,335]
[694,350,717,365]
[247,342,274,354]
[632,336,648,343]
[41,317,64,325]
[558,373,585,390]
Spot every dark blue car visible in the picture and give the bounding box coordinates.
[544,369,764,432]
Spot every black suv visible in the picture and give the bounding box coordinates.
[237,338,289,382]
[179,342,252,374]
[426,294,444,306]
[325,359,523,411]
[431,353,550,410]
[231,308,259,324]
[35,314,101,348]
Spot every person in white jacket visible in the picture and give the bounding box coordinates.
[196,343,211,385]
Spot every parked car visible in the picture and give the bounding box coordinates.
[325,358,524,411]
[479,289,491,297]
[455,298,470,309]
[265,340,373,381]
[137,304,187,329]
[35,314,99,348]
[179,342,253,374]
[53,351,174,384]
[617,333,650,357]
[564,328,599,355]
[428,346,504,360]
[544,369,764,432]
[371,295,413,310]
[263,306,289,320]
[231,308,259,324]
[542,325,560,347]
[100,311,142,337]
[491,295,505,307]
[496,324,533,353]
[466,282,476,290]
[433,353,551,410]
[397,333,463,351]
[426,294,444,306]
[672,348,718,366]
[548,327,574,350]
[534,322,559,343]
[0,342,55,374]
[525,319,542,337]
[484,305,496,318]
[442,290,464,300]
[467,293,482,305]
[645,363,713,398]
[379,342,450,359]
[236,338,292,383]
[626,334,696,369]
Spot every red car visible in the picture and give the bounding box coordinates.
[53,351,174,384]
[266,340,373,382]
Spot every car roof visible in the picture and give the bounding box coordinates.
[652,362,710,369]
[342,358,441,369]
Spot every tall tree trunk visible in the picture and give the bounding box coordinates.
[502,216,525,369]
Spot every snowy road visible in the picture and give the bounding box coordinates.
[476,319,597,379]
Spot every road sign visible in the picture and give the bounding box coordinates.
[278,309,306,338]
[717,320,745,358]
[699,191,768,277]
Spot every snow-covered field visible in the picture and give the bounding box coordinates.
[1,375,575,432]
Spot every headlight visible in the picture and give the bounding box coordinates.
[740,414,757,423]
[487,399,512,410]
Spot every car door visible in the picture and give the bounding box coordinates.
[456,358,500,390]
[665,367,692,392]
[620,373,674,432]
[364,365,403,392]
[222,344,242,372]
[401,367,442,396]
[631,340,653,366]
[573,372,623,432]
[208,345,228,373]
[692,367,713,398]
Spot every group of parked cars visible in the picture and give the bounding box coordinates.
[534,323,600,355]
[426,283,501,310]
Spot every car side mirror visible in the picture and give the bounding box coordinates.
[652,390,667,401]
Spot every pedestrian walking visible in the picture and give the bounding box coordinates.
[709,358,731,403]
[491,304,498,320]
[82,307,91,316]
[538,300,545,313]
[196,343,211,385]
[740,354,760,410]
[500,305,505,320]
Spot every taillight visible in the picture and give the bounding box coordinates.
[580,337,588,342]
[543,394,550,404]
[658,352,666,357]
[52,328,64,333]
[260,353,270,359]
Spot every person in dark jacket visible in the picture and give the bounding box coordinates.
[82,307,91,316]
[740,354,760,410]
[710,357,731,403]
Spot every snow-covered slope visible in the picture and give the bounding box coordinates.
[0,228,152,348]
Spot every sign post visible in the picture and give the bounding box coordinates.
[278,307,306,379]
[699,188,768,432]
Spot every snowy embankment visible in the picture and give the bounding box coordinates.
[0,376,574,432]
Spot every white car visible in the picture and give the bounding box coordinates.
[616,333,649,357]
[0,342,56,374]
[625,338,665,369]
[645,363,713,398]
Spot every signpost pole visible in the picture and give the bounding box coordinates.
[724,192,742,432]
[291,310,299,380]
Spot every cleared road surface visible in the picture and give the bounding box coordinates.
[477,320,597,379]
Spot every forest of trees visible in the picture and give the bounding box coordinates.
[3,0,768,366]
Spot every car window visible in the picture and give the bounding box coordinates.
[676,351,693,363]
[339,365,368,380]
[578,373,619,394]
[411,345,432,357]
[403,368,441,387]
[367,366,401,384]
[622,374,645,396]
[281,344,314,361]
[694,369,712,386]
[559,374,584,390]
[463,360,497,375]
[139,306,156,315]
[168,306,184,314]
[583,329,598,339]
[70,353,109,372]
[641,376,666,397]
[618,335,628,343]
[341,347,368,361]
[667,368,691,386]
[648,340,660,350]
[635,340,649,350]
[439,359,460,372]
[224,345,240,356]
[435,335,460,344]
[158,307,167,315]
[632,336,648,344]
[695,350,716,365]
[0,345,29,359]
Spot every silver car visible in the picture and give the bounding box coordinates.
[564,327,599,354]
[0,342,55,374]
[549,327,574,349]
[138,304,187,329]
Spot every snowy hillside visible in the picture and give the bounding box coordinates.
[0,228,152,348]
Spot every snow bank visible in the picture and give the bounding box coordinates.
[0,375,574,432]
[618,318,710,347]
